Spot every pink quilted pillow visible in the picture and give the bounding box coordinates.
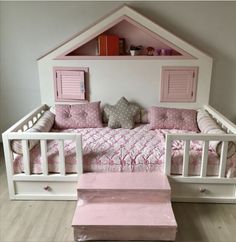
[149,107,199,132]
[55,102,103,129]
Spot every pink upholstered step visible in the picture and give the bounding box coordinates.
[78,172,171,202]
[72,202,177,241]
[73,173,177,241]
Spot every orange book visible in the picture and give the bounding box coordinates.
[98,35,119,56]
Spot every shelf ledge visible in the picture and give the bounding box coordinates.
[55,55,196,60]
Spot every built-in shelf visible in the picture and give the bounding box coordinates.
[58,17,194,60]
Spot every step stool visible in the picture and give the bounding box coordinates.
[72,172,177,241]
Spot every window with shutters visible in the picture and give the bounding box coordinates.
[160,67,198,102]
[54,67,88,101]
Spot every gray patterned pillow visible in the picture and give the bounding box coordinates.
[103,104,141,123]
[104,97,140,129]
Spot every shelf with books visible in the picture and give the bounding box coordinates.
[63,19,192,59]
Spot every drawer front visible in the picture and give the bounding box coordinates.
[15,181,77,196]
[171,183,235,199]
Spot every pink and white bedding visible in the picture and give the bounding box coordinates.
[13,124,236,176]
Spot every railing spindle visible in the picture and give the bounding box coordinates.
[182,140,190,177]
[164,136,172,175]
[76,135,83,175]
[58,140,65,175]
[200,141,209,177]
[40,140,48,175]
[22,140,30,175]
[219,141,228,178]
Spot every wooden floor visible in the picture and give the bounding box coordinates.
[1,145,236,242]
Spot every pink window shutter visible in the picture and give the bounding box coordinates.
[55,70,85,101]
[161,67,198,102]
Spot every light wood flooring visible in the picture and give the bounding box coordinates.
[1,145,236,242]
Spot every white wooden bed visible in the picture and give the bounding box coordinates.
[2,104,236,202]
[2,5,236,203]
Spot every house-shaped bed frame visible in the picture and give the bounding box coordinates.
[2,5,236,202]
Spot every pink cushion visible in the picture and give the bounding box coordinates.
[55,102,103,129]
[149,107,199,132]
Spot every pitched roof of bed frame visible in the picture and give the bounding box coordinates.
[38,5,211,61]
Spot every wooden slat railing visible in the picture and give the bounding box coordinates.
[164,134,236,178]
[7,132,83,177]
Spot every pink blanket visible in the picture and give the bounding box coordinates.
[13,125,236,176]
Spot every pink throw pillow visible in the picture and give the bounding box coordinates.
[149,107,199,132]
[55,102,103,129]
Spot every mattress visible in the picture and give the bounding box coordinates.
[13,124,236,176]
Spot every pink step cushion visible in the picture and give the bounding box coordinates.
[72,202,177,227]
[55,102,103,129]
[78,172,170,191]
[149,107,199,132]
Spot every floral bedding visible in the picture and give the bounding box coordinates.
[13,124,236,176]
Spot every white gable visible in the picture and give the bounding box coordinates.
[38,5,211,62]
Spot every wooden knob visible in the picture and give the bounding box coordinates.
[43,185,50,191]
[199,187,207,193]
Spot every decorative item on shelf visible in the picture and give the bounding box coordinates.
[156,49,161,56]
[156,48,173,56]
[129,45,142,56]
[119,38,126,55]
[146,46,155,56]
[164,48,173,56]
[97,35,119,56]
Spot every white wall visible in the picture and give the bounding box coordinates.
[1,2,236,136]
